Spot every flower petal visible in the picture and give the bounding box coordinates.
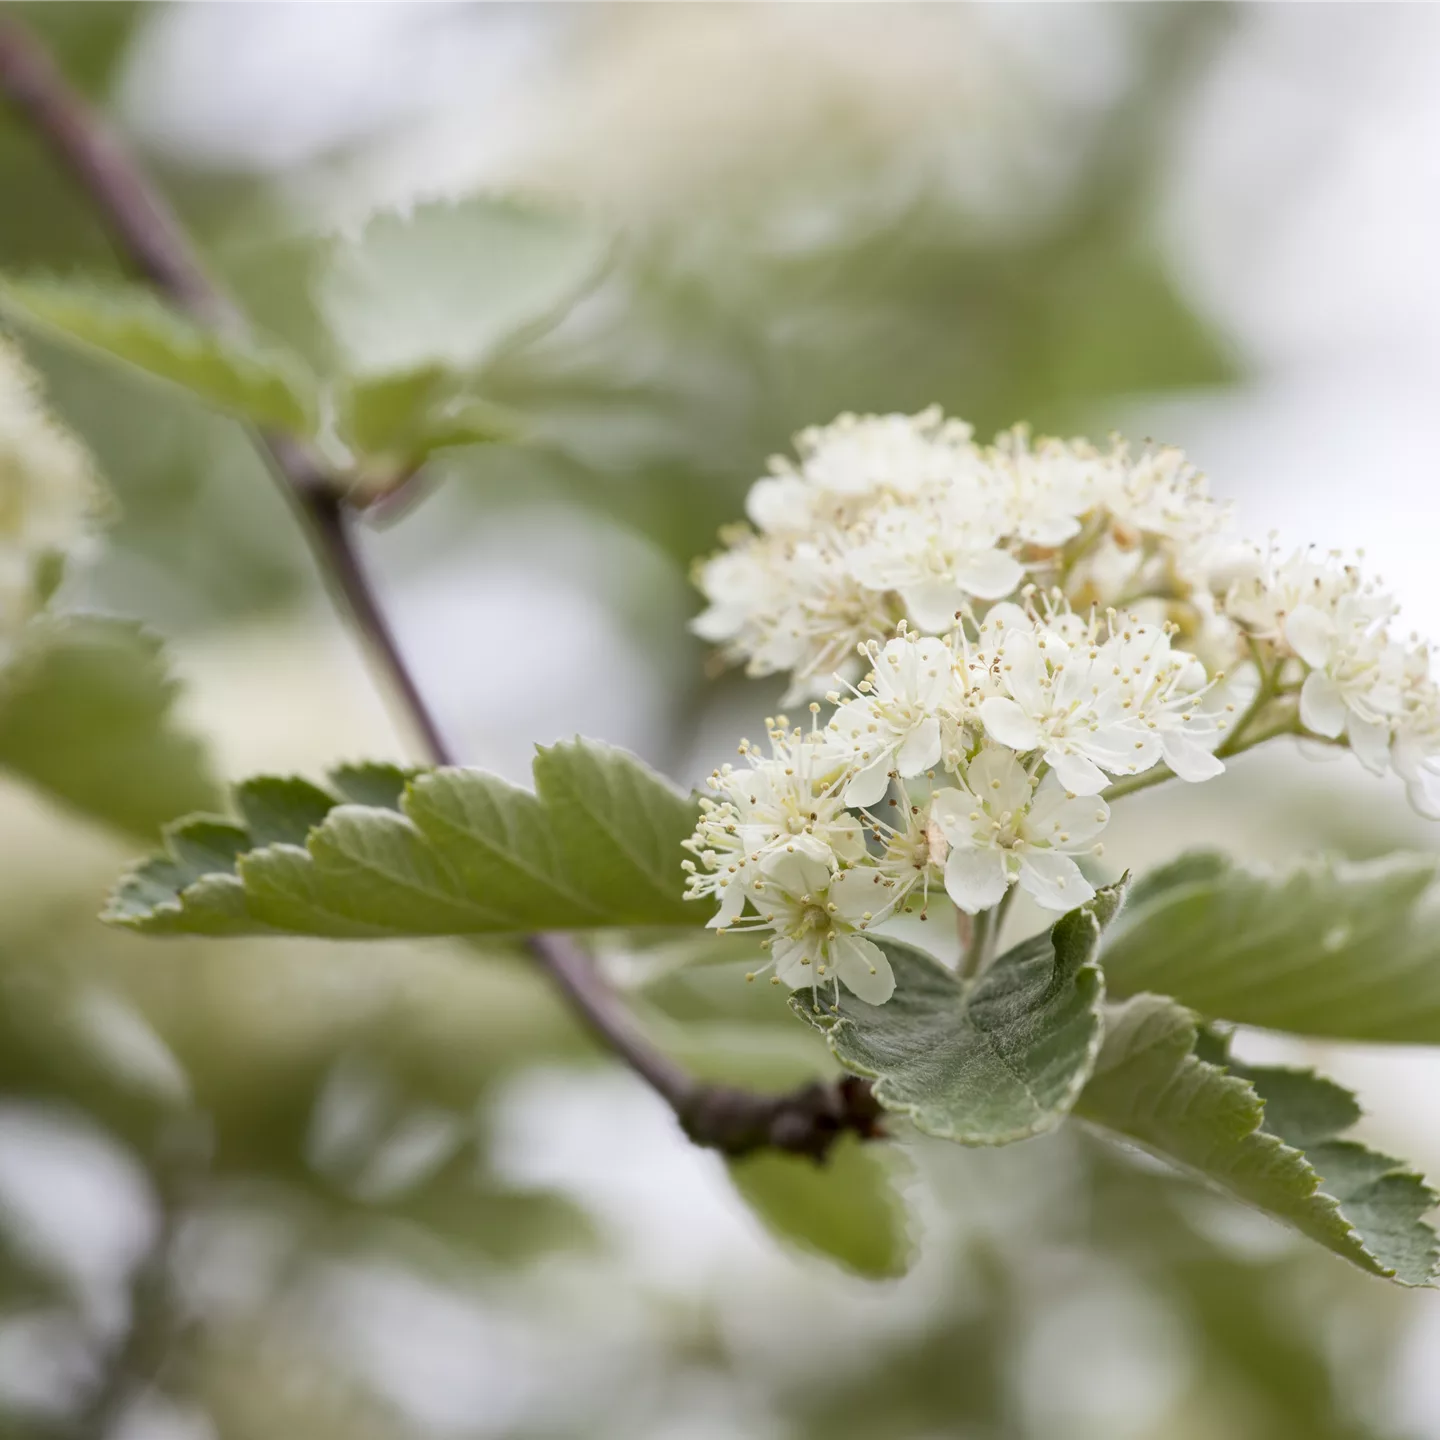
[843,754,894,809]
[901,580,969,632]
[929,786,982,845]
[1160,732,1226,783]
[834,935,896,1005]
[897,716,942,776]
[773,937,817,989]
[1046,747,1110,795]
[944,846,1011,914]
[965,745,1032,813]
[1285,604,1336,668]
[1016,851,1095,912]
[1299,670,1346,738]
[954,548,1025,601]
[1347,714,1391,776]
[980,696,1044,752]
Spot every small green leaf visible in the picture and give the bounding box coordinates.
[1075,995,1438,1286]
[1103,850,1440,1043]
[317,196,608,380]
[0,615,219,838]
[793,883,1123,1145]
[0,275,320,432]
[105,739,703,938]
[337,365,517,473]
[728,1137,912,1279]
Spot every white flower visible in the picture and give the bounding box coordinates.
[829,633,959,806]
[968,607,1222,794]
[987,426,1096,548]
[1096,441,1227,548]
[683,721,865,925]
[739,848,896,1005]
[845,486,1023,630]
[1286,594,1402,772]
[793,406,974,500]
[930,746,1109,913]
[0,338,103,651]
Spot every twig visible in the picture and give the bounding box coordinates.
[0,15,877,1162]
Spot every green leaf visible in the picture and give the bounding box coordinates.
[104,739,703,938]
[0,615,219,839]
[316,196,608,381]
[0,275,320,431]
[1102,850,1440,1043]
[728,1137,912,1279]
[792,883,1123,1145]
[1075,995,1438,1286]
[337,365,517,474]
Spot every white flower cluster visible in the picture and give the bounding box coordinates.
[0,338,103,657]
[685,408,1440,1005]
[692,407,1228,698]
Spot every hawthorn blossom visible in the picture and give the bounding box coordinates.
[792,406,975,500]
[845,487,1023,630]
[1286,594,1402,772]
[986,426,1096,548]
[829,633,959,806]
[968,606,1222,794]
[929,746,1109,912]
[730,848,895,1005]
[682,720,865,924]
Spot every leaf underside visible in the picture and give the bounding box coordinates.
[792,883,1124,1145]
[1102,850,1440,1044]
[104,739,703,938]
[0,615,219,839]
[1076,994,1439,1286]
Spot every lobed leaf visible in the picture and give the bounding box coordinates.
[0,275,319,432]
[105,739,702,938]
[1103,850,1440,1043]
[0,615,219,838]
[792,883,1124,1145]
[1075,995,1438,1286]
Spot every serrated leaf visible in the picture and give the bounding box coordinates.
[0,615,219,838]
[104,739,702,938]
[0,275,320,432]
[1075,995,1438,1285]
[317,196,608,381]
[792,883,1123,1145]
[728,1137,912,1279]
[1103,850,1440,1043]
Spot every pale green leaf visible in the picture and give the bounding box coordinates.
[0,275,320,432]
[104,740,702,937]
[792,883,1123,1145]
[317,196,608,380]
[0,615,219,839]
[1075,995,1438,1285]
[337,365,517,473]
[1103,850,1440,1043]
[729,1137,913,1279]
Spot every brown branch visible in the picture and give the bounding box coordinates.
[0,15,878,1163]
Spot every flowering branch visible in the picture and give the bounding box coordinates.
[0,15,878,1162]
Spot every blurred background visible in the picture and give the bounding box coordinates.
[3,4,1440,1436]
